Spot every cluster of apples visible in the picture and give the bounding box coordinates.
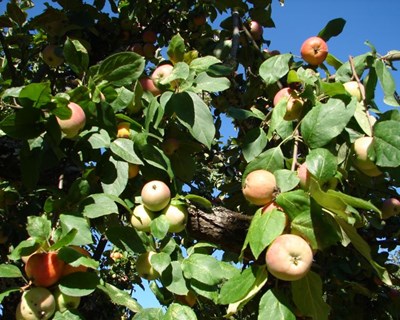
[242,169,314,281]
[130,29,158,59]
[131,180,188,234]
[16,246,90,319]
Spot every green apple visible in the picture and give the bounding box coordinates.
[344,81,363,102]
[17,287,56,320]
[161,204,188,233]
[131,204,155,232]
[53,288,80,312]
[136,251,160,280]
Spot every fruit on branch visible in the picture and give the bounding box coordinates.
[131,43,144,56]
[56,102,86,139]
[161,138,180,156]
[16,287,56,320]
[300,36,328,66]
[249,20,262,40]
[297,163,311,190]
[151,63,175,90]
[25,252,65,287]
[128,163,140,179]
[193,14,207,27]
[143,43,156,58]
[110,251,124,261]
[242,170,277,206]
[53,288,81,312]
[131,204,155,232]
[41,44,64,68]
[176,290,197,307]
[273,87,304,120]
[343,81,363,102]
[140,77,161,96]
[136,251,160,280]
[381,198,400,219]
[61,246,91,277]
[141,180,171,212]
[162,204,188,233]
[352,136,382,177]
[116,122,131,139]
[265,234,313,281]
[142,30,157,43]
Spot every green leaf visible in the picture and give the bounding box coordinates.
[325,53,343,70]
[0,107,44,139]
[274,169,300,193]
[26,215,51,243]
[164,303,197,320]
[194,72,230,92]
[19,82,52,108]
[268,98,293,140]
[59,214,93,246]
[96,52,145,86]
[185,194,212,211]
[305,148,337,183]
[373,120,400,167]
[318,18,346,41]
[110,138,143,165]
[8,238,39,261]
[48,229,78,251]
[162,261,188,296]
[354,102,373,136]
[242,128,268,162]
[0,264,23,278]
[243,147,284,178]
[182,254,223,286]
[291,212,318,249]
[160,62,190,86]
[64,38,89,74]
[0,287,21,304]
[336,53,370,83]
[301,98,356,148]
[133,308,164,320]
[53,310,82,319]
[320,81,347,98]
[82,193,118,218]
[151,215,170,240]
[100,156,128,197]
[291,271,331,320]
[58,246,98,269]
[190,56,221,73]
[227,107,264,121]
[259,54,292,86]
[258,289,296,320]
[97,282,142,313]
[105,226,146,254]
[375,59,400,106]
[167,34,186,64]
[59,272,100,297]
[85,128,111,149]
[276,190,310,221]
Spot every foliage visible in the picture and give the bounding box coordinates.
[0,0,400,319]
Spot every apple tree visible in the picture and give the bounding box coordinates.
[0,0,400,319]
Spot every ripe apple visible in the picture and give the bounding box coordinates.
[265,234,313,281]
[42,44,64,68]
[117,122,131,138]
[161,138,180,156]
[53,287,81,312]
[297,163,311,190]
[249,20,262,40]
[131,204,155,232]
[151,64,174,90]
[25,252,65,287]
[128,163,140,179]
[242,169,277,206]
[142,30,157,43]
[381,198,400,219]
[110,251,124,261]
[17,287,56,320]
[161,204,188,233]
[136,251,160,280]
[352,136,382,177]
[139,77,161,96]
[343,81,363,102]
[193,14,206,27]
[141,180,171,212]
[273,87,304,120]
[61,246,91,277]
[176,290,197,307]
[300,36,328,66]
[143,43,156,58]
[56,102,86,139]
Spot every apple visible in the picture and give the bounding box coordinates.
[42,44,64,68]
[56,102,86,139]
[136,251,160,280]
[110,251,124,261]
[161,138,180,156]
[142,30,157,43]
[128,163,140,179]
[117,122,131,139]
[17,287,56,320]
[131,204,155,232]
[273,87,292,107]
[143,43,156,58]
[300,36,328,66]
[151,63,174,90]
[265,234,313,281]
[352,136,382,177]
[141,180,171,211]
[262,201,283,213]
[297,163,311,190]
[140,77,161,96]
[343,81,363,102]
[273,87,304,120]
[130,43,144,56]
[176,290,197,307]
[242,169,277,206]
[53,287,80,313]
[249,20,262,40]
[25,252,65,287]
[61,246,91,277]
[193,14,206,27]
[381,198,400,219]
[161,204,188,233]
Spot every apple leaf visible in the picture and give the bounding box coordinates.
[182,254,223,286]
[151,215,170,240]
[167,34,185,64]
[190,56,221,73]
[59,272,100,297]
[268,98,293,140]
[0,287,21,304]
[53,310,82,319]
[274,169,299,193]
[64,38,89,75]
[26,215,51,243]
[243,147,284,180]
[354,102,373,136]
[8,238,39,261]
[100,155,128,197]
[59,214,93,246]
[336,53,370,83]
[291,271,331,320]
[164,303,197,320]
[242,127,268,163]
[82,193,118,218]
[373,120,400,167]
[162,261,188,296]
[305,148,337,183]
[258,289,296,320]
[318,18,346,42]
[259,53,292,86]
[0,264,23,278]
[193,72,230,93]
[291,212,318,249]
[375,59,400,106]
[320,81,347,98]
[84,128,111,149]
[105,226,146,254]
[160,62,190,85]
[97,282,142,313]
[48,228,78,251]
[301,98,356,148]
[19,82,52,108]
[132,308,164,320]
[111,138,143,165]
[276,190,310,221]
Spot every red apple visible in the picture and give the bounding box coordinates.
[61,246,91,277]
[56,102,86,138]
[141,180,171,212]
[300,36,328,66]
[297,163,311,190]
[265,234,313,281]
[25,251,65,287]
[142,30,157,43]
[249,20,262,40]
[242,170,277,206]
[140,77,161,96]
[151,64,174,90]
[381,198,400,219]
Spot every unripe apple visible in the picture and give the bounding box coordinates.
[273,87,304,120]
[117,122,131,138]
[381,198,400,219]
[161,204,188,233]
[17,287,56,320]
[141,180,171,212]
[61,246,91,277]
[53,287,81,312]
[352,136,382,177]
[56,102,86,139]
[161,138,180,156]
[128,163,140,179]
[343,81,363,102]
[242,170,277,206]
[42,44,64,68]
[142,30,157,43]
[136,251,160,280]
[131,204,155,232]
[25,252,65,287]
[249,20,262,40]
[151,64,174,90]
[139,77,161,96]
[265,234,313,281]
[300,36,328,66]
